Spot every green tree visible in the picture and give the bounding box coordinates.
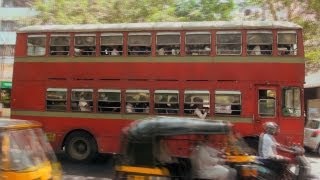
[245,0,320,70]
[25,0,235,24]
[175,0,235,21]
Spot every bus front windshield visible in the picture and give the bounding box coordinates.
[2,128,53,171]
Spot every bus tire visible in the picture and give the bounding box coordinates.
[65,131,97,162]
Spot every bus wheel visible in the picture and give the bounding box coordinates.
[65,131,97,162]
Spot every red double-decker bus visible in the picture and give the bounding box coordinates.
[11,21,305,161]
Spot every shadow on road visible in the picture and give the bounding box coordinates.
[58,153,114,179]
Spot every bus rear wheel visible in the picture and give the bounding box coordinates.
[65,131,97,162]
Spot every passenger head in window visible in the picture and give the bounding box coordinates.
[193,97,208,119]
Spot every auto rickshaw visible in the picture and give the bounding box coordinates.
[114,116,259,179]
[0,118,62,180]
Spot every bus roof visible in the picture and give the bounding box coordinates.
[0,118,41,130]
[18,21,302,33]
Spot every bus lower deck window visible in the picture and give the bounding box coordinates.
[98,90,121,113]
[154,90,179,114]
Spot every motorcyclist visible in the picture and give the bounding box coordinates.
[258,122,293,175]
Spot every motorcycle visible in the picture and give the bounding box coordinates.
[256,145,313,180]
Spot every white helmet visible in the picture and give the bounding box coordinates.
[263,121,279,135]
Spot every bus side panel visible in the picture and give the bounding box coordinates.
[12,62,304,83]
[10,114,132,153]
[11,81,45,110]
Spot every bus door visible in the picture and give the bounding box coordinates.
[254,86,279,133]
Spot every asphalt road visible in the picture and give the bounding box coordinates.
[58,154,113,180]
[60,152,320,180]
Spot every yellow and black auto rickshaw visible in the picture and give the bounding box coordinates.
[0,118,62,180]
[114,116,259,180]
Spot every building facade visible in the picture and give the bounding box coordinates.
[0,0,36,112]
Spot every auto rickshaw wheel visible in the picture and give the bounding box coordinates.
[65,131,97,162]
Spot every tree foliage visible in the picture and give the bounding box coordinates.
[25,0,234,25]
[245,0,320,70]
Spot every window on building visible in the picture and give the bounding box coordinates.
[258,89,276,117]
[0,45,15,56]
[46,88,67,111]
[282,87,301,117]
[154,90,179,114]
[125,90,150,113]
[186,32,211,56]
[0,20,18,31]
[27,35,46,56]
[216,31,241,55]
[278,31,297,56]
[71,89,93,112]
[1,0,13,7]
[215,91,241,115]
[98,89,121,113]
[128,33,151,56]
[156,32,180,56]
[184,90,210,115]
[50,35,70,56]
[74,34,96,56]
[247,31,273,56]
[100,33,123,56]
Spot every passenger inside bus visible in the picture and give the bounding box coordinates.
[158,48,165,55]
[126,96,135,113]
[156,96,168,114]
[193,97,208,119]
[135,96,149,113]
[79,95,91,112]
[111,48,119,56]
[167,97,178,114]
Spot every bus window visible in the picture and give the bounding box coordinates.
[125,90,150,113]
[100,33,123,56]
[71,89,93,112]
[216,31,241,55]
[156,32,180,56]
[98,89,121,113]
[50,35,70,56]
[154,90,179,115]
[258,89,276,117]
[247,31,272,56]
[184,90,210,116]
[27,35,46,56]
[74,34,96,56]
[282,87,301,117]
[215,91,241,116]
[185,32,211,56]
[128,33,151,56]
[278,31,297,56]
[46,88,67,111]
